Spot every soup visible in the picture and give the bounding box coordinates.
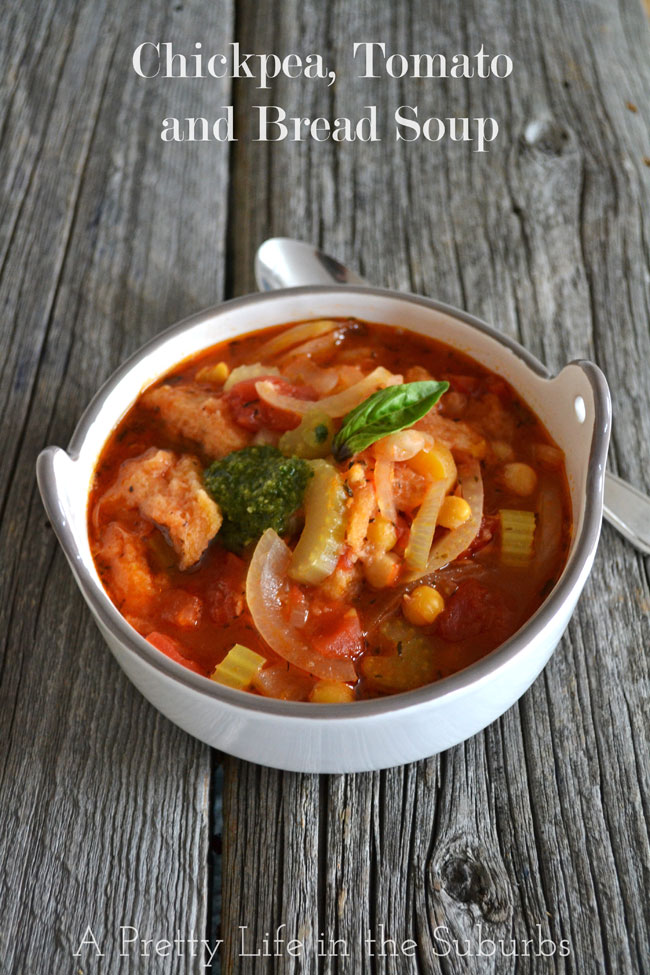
[88,318,571,702]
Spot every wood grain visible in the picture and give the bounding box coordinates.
[0,0,233,971]
[221,0,650,972]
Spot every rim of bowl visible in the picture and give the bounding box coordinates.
[41,285,611,721]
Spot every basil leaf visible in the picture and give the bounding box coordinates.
[332,380,449,461]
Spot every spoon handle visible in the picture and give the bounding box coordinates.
[603,472,650,555]
[255,238,650,557]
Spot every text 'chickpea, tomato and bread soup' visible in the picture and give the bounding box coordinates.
[89,318,571,702]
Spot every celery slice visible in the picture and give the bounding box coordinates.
[499,509,536,566]
[289,460,347,585]
[211,644,266,690]
[278,410,334,459]
[361,618,436,693]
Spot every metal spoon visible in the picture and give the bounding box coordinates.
[255,237,650,556]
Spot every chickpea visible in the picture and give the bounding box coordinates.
[402,586,445,626]
[442,390,468,418]
[532,443,564,470]
[367,514,398,553]
[409,442,457,486]
[364,552,400,589]
[501,462,538,497]
[491,440,515,462]
[310,681,356,703]
[438,495,472,530]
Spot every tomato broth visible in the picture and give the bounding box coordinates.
[89,318,572,702]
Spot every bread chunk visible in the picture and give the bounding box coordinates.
[101,448,222,569]
[98,522,159,612]
[143,384,250,458]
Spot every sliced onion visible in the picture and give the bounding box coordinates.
[373,429,428,462]
[223,362,279,391]
[361,589,404,633]
[256,367,400,419]
[258,320,339,360]
[403,458,484,582]
[531,443,564,471]
[288,593,309,629]
[533,477,563,583]
[336,365,365,389]
[282,357,339,395]
[374,458,396,523]
[303,368,339,395]
[279,330,342,363]
[403,479,448,571]
[246,529,357,682]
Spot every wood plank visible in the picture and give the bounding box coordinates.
[221,0,650,971]
[0,1,233,971]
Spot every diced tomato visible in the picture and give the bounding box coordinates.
[436,580,511,643]
[392,515,410,557]
[287,583,305,610]
[392,466,428,512]
[311,609,363,659]
[484,374,513,402]
[444,373,512,402]
[307,594,340,619]
[457,514,500,559]
[207,553,246,625]
[225,376,317,432]
[444,374,482,396]
[160,590,203,628]
[336,546,355,572]
[146,631,206,675]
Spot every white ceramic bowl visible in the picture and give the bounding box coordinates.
[37,287,610,772]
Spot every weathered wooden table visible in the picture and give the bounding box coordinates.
[1,0,649,971]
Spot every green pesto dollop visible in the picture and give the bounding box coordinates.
[204,445,313,553]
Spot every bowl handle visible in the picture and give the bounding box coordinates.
[554,359,613,553]
[561,361,650,554]
[36,446,86,575]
